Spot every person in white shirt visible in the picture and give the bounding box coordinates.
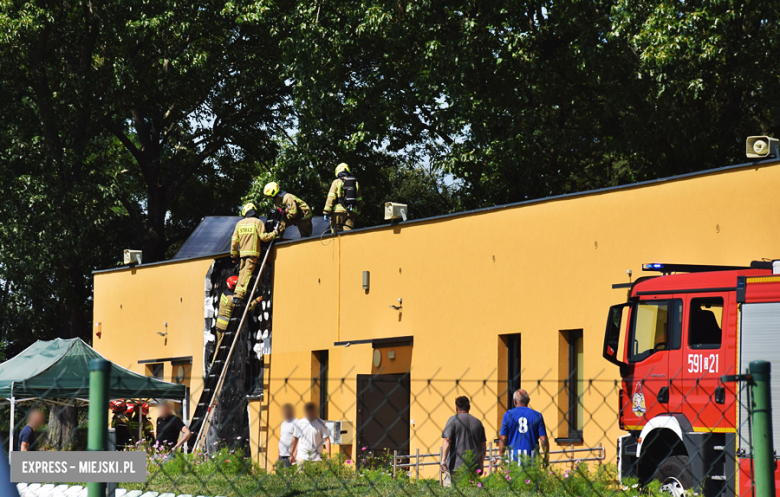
[278,404,299,468]
[291,402,331,465]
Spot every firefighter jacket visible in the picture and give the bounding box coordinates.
[127,414,141,445]
[216,287,236,331]
[275,193,312,222]
[112,414,133,449]
[231,217,275,258]
[324,175,362,215]
[142,418,155,443]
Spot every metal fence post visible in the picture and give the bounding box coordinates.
[570,444,574,471]
[416,447,420,480]
[87,359,110,497]
[8,397,14,464]
[749,360,776,497]
[439,446,443,487]
[488,441,493,475]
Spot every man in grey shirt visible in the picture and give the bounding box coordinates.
[441,396,487,487]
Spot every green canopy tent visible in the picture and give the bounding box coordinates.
[0,338,185,454]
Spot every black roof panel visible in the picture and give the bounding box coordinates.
[173,216,243,260]
[173,215,332,260]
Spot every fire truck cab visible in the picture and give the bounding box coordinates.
[603,262,780,497]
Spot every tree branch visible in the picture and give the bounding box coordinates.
[102,119,153,182]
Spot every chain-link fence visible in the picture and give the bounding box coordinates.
[4,356,774,497]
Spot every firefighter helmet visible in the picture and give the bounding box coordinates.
[125,403,136,416]
[110,399,126,414]
[226,275,238,290]
[335,163,351,177]
[141,402,149,416]
[241,203,256,217]
[263,182,280,197]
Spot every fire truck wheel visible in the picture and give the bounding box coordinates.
[654,455,693,497]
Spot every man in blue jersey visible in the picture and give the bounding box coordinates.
[499,389,549,464]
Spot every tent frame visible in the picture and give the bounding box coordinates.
[5,392,162,461]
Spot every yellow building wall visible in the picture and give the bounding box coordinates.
[92,257,214,424]
[91,162,780,476]
[266,162,780,475]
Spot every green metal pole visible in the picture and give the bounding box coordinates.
[88,358,110,497]
[749,360,776,497]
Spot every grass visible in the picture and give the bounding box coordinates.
[101,447,672,497]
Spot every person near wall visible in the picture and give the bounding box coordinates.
[156,400,191,451]
[231,203,278,302]
[278,403,300,468]
[441,396,487,487]
[18,409,44,451]
[263,182,313,238]
[498,389,549,464]
[291,402,331,465]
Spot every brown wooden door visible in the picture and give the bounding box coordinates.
[356,373,411,458]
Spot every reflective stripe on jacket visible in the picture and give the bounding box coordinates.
[323,178,362,215]
[230,217,274,258]
[276,193,312,221]
[216,291,235,330]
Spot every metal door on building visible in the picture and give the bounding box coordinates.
[680,292,731,431]
[355,373,411,458]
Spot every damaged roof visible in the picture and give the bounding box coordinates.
[173,215,331,260]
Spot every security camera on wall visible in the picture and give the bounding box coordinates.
[746,136,779,159]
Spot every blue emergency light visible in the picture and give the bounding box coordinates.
[642,262,751,274]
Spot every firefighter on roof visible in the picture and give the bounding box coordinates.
[231,203,277,301]
[323,163,362,232]
[263,182,313,238]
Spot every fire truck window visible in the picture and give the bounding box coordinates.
[629,301,669,362]
[670,299,683,350]
[688,297,723,349]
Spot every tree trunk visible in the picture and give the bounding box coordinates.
[144,185,168,263]
[47,405,78,450]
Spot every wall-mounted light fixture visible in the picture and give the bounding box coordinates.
[362,271,370,291]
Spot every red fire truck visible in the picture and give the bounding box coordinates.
[603,262,780,497]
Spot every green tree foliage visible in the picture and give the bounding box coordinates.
[0,0,287,352]
[273,0,642,211]
[609,0,780,171]
[275,0,780,209]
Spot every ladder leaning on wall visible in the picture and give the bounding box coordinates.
[189,237,275,452]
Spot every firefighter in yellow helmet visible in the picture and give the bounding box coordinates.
[323,163,362,232]
[110,400,133,450]
[263,182,313,238]
[231,203,277,301]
